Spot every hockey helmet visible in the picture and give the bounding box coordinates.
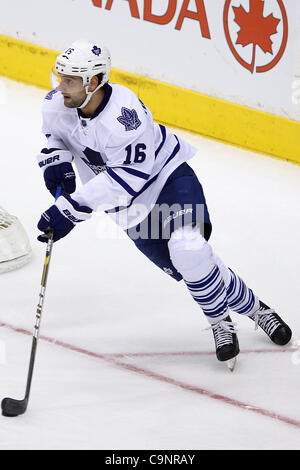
[51,40,111,108]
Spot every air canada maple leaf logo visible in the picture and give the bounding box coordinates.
[224,0,288,73]
[234,1,280,53]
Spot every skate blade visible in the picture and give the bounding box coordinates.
[226,357,237,372]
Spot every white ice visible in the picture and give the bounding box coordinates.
[0,78,300,450]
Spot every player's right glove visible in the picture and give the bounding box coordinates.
[37,148,76,197]
[37,194,92,242]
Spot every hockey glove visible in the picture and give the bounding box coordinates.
[37,194,92,243]
[37,148,76,197]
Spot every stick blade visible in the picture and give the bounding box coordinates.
[1,397,28,417]
[226,357,237,372]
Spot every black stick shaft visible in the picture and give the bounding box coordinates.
[24,233,54,401]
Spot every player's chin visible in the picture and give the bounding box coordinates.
[63,97,76,108]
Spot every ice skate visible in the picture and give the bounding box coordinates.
[248,301,292,346]
[210,315,240,365]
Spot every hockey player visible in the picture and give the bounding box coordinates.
[37,40,292,365]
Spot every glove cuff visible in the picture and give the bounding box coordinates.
[37,148,73,171]
[56,195,92,225]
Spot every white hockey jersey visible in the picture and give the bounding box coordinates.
[42,83,197,229]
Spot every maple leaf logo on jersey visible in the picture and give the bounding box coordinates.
[117,108,141,131]
[223,0,288,73]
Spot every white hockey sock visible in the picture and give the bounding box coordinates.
[184,268,229,323]
[168,225,229,323]
[213,254,259,316]
[226,268,259,315]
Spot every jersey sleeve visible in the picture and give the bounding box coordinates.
[72,117,156,212]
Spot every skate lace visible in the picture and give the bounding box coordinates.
[252,308,280,336]
[206,320,237,348]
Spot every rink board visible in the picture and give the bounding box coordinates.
[0,34,299,166]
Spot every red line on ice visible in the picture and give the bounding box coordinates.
[1,321,300,429]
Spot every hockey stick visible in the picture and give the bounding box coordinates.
[1,186,61,417]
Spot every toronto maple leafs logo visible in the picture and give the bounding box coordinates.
[117,108,141,131]
[82,147,106,175]
[224,0,288,73]
[82,159,107,175]
[92,45,101,56]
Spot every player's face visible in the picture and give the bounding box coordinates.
[57,75,87,108]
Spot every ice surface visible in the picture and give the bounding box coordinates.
[0,77,300,450]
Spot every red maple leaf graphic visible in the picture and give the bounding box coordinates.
[233,0,280,72]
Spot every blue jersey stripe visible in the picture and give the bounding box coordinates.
[41,147,61,154]
[107,168,137,197]
[155,125,167,158]
[106,139,181,214]
[114,167,150,180]
[131,138,180,202]
[163,137,180,166]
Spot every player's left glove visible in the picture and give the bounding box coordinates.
[37,194,92,243]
